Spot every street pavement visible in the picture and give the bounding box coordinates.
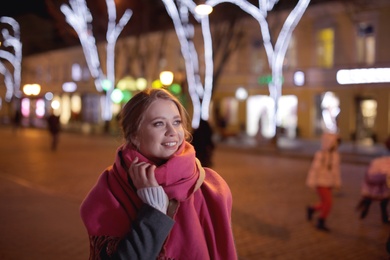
[0,126,389,260]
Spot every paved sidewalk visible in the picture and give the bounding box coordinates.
[0,127,389,259]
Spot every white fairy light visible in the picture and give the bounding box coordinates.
[61,0,132,121]
[199,15,213,121]
[162,0,203,128]
[0,17,22,101]
[162,0,217,128]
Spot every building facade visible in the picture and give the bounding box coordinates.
[1,0,389,143]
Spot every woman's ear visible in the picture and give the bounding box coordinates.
[131,136,140,150]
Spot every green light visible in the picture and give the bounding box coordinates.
[257,75,284,85]
[111,88,124,104]
[122,90,132,103]
[169,83,182,94]
[258,75,272,85]
[102,79,113,91]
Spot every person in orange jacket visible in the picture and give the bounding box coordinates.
[306,133,342,232]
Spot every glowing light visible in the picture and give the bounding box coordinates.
[60,95,71,124]
[294,71,305,86]
[71,95,82,113]
[321,91,340,133]
[152,79,164,89]
[36,99,45,118]
[72,63,82,81]
[45,92,54,100]
[23,84,41,96]
[336,68,390,84]
[235,87,248,100]
[169,83,182,95]
[62,82,77,92]
[111,88,124,103]
[135,77,147,90]
[101,79,112,91]
[160,71,174,86]
[122,90,132,103]
[195,4,213,15]
[21,98,30,117]
[117,76,136,91]
[51,99,60,110]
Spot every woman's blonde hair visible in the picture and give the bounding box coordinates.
[119,88,191,148]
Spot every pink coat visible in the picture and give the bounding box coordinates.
[361,156,390,199]
[306,150,341,189]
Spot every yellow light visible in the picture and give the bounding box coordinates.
[51,99,60,110]
[159,71,174,86]
[71,95,82,113]
[32,84,41,95]
[195,4,213,15]
[152,79,163,89]
[136,77,147,90]
[23,84,41,96]
[23,84,32,95]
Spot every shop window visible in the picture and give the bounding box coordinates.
[356,23,375,65]
[316,28,334,68]
[247,95,298,139]
[354,97,377,144]
[277,95,298,138]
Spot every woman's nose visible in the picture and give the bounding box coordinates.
[165,123,177,136]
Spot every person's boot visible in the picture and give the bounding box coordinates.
[316,218,330,232]
[380,199,389,224]
[306,206,315,221]
[356,197,371,219]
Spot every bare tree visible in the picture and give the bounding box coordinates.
[60,0,132,124]
[206,0,311,139]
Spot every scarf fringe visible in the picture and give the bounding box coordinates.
[89,235,121,260]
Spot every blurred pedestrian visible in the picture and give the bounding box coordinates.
[387,233,390,255]
[306,133,342,232]
[46,112,60,151]
[191,119,215,167]
[356,139,390,224]
[80,88,237,259]
[12,109,22,133]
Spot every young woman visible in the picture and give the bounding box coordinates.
[306,133,342,232]
[80,88,237,259]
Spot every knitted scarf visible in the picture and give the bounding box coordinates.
[80,141,237,260]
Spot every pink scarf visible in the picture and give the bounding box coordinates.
[80,142,237,260]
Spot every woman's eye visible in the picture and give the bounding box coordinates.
[153,121,164,127]
[173,120,182,125]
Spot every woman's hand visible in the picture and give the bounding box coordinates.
[128,157,159,190]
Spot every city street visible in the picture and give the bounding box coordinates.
[0,127,388,260]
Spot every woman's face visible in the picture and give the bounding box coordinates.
[134,99,185,165]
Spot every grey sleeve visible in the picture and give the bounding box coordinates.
[111,204,174,260]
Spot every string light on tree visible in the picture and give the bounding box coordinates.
[0,17,22,101]
[60,0,132,121]
[204,0,310,137]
